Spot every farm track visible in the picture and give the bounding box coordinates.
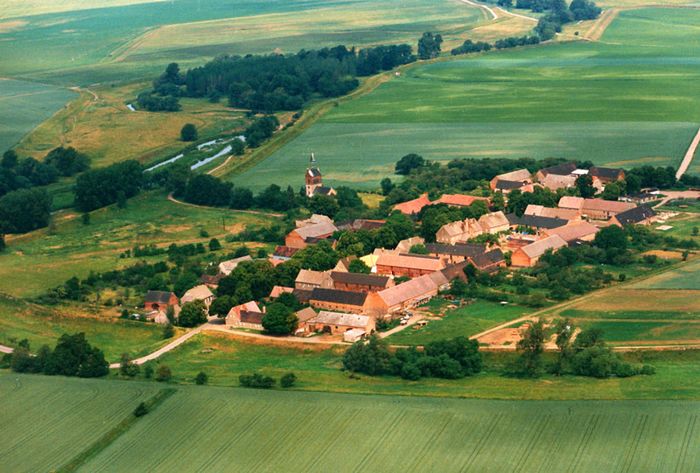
[676,127,700,179]
[166,193,284,217]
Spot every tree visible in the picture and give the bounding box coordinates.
[280,372,297,388]
[0,188,52,234]
[275,292,302,311]
[40,333,108,378]
[183,174,232,207]
[209,295,233,318]
[1,150,18,169]
[262,302,298,335]
[380,178,394,195]
[409,244,428,254]
[513,320,545,377]
[575,174,595,198]
[569,0,601,20]
[195,371,208,385]
[239,373,275,388]
[119,353,140,377]
[44,146,90,177]
[144,364,154,379]
[395,153,425,175]
[156,364,172,382]
[209,238,222,251]
[178,300,207,327]
[308,194,339,218]
[418,32,443,59]
[81,213,91,225]
[162,323,175,339]
[230,187,254,209]
[74,160,143,212]
[180,123,198,141]
[0,234,5,252]
[550,318,573,375]
[342,335,392,375]
[348,259,371,274]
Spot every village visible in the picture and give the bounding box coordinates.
[136,156,674,347]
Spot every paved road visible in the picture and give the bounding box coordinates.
[676,127,700,179]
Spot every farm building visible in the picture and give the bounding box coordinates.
[309,288,368,313]
[295,307,318,324]
[425,242,486,264]
[336,219,386,232]
[433,194,489,208]
[435,218,483,244]
[558,196,585,212]
[610,205,656,227]
[218,255,253,276]
[303,311,375,335]
[305,155,336,198]
[180,285,215,308]
[511,235,568,267]
[620,192,657,204]
[199,274,222,289]
[581,199,635,220]
[524,205,580,221]
[544,221,600,243]
[295,269,333,291]
[534,162,577,181]
[470,248,506,272]
[285,220,338,249]
[393,193,431,215]
[144,290,178,311]
[489,169,532,192]
[365,274,439,315]
[332,256,357,273]
[478,211,510,234]
[343,328,367,343]
[539,173,577,191]
[507,213,568,231]
[375,253,445,278]
[330,271,393,293]
[494,180,536,194]
[295,213,333,228]
[226,301,265,329]
[589,166,625,185]
[271,245,299,261]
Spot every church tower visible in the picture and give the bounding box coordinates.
[305,153,323,197]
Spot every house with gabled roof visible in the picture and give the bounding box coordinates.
[425,242,486,264]
[478,211,510,234]
[285,220,338,249]
[365,273,440,315]
[375,253,445,278]
[308,288,368,314]
[534,162,578,181]
[393,193,431,215]
[330,271,393,293]
[295,269,333,291]
[511,235,567,267]
[507,213,568,231]
[433,194,489,208]
[610,205,656,227]
[303,311,375,335]
[226,301,265,329]
[181,284,215,308]
[436,218,483,244]
[525,205,580,221]
[543,221,599,243]
[144,290,178,312]
[218,255,253,276]
[490,169,532,193]
[589,166,625,185]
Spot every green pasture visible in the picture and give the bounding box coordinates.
[0,374,160,473]
[237,8,700,190]
[631,259,700,290]
[0,78,75,152]
[560,308,700,321]
[0,191,273,298]
[1,373,698,473]
[388,299,530,346]
[0,295,179,361]
[576,320,700,344]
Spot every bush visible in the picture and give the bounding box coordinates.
[143,364,154,379]
[640,364,656,375]
[195,371,208,385]
[180,123,198,141]
[156,365,172,382]
[119,353,140,377]
[280,372,297,388]
[239,373,275,389]
[162,324,175,339]
[133,402,149,417]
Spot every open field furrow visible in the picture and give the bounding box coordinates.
[567,414,601,473]
[459,413,506,472]
[675,415,697,473]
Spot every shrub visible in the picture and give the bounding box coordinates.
[180,123,198,141]
[195,371,209,385]
[280,372,297,388]
[640,364,656,375]
[143,364,154,379]
[239,373,275,389]
[156,365,172,382]
[133,402,149,417]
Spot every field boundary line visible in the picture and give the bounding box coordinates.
[459,413,505,472]
[675,415,697,473]
[166,193,284,217]
[56,387,176,472]
[566,414,601,473]
[513,414,552,473]
[621,414,648,473]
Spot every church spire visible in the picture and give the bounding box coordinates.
[310,152,316,164]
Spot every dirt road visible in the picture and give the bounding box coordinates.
[676,127,700,179]
[166,193,284,218]
[108,325,204,369]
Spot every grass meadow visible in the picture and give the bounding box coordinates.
[0,78,76,152]
[0,191,273,298]
[235,8,700,190]
[1,372,698,473]
[388,299,530,346]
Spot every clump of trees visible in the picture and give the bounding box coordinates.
[8,333,108,378]
[0,187,52,234]
[180,123,198,141]
[74,160,143,212]
[451,40,491,55]
[343,335,482,381]
[239,372,276,388]
[261,302,298,335]
[418,32,443,59]
[509,319,654,378]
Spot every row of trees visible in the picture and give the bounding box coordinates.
[6,334,108,378]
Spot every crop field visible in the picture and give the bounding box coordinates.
[3,367,700,472]
[388,299,530,346]
[235,8,700,190]
[631,259,700,290]
[0,374,161,473]
[0,295,180,361]
[0,191,274,298]
[13,83,246,167]
[0,78,76,152]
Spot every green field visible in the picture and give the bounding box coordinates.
[0,374,161,473]
[0,78,76,152]
[389,299,530,346]
[3,372,700,472]
[576,320,700,344]
[0,191,273,298]
[234,8,700,190]
[631,259,700,290]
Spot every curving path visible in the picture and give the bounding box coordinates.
[108,325,205,369]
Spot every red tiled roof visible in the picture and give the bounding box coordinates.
[393,194,431,215]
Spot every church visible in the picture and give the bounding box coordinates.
[305,153,336,198]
